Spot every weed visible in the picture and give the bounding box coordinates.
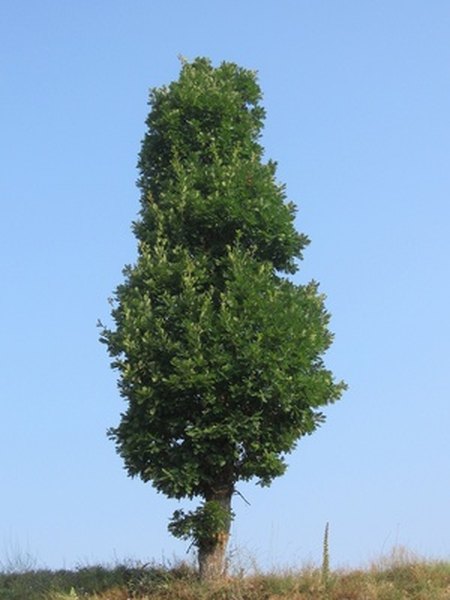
[321,522,330,592]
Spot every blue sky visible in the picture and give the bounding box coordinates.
[1,0,449,571]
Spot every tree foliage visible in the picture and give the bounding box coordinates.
[100,57,345,576]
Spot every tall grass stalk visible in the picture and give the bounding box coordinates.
[321,521,330,591]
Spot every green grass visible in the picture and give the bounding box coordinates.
[2,549,450,599]
[0,563,174,600]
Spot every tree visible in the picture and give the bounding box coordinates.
[100,57,346,580]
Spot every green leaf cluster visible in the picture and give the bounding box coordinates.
[100,57,345,533]
[169,501,234,549]
[135,57,308,274]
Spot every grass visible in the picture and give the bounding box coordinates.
[2,548,450,599]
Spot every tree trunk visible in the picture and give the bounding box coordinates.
[198,486,233,580]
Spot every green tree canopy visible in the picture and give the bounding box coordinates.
[100,57,345,579]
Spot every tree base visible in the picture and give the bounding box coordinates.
[198,532,229,581]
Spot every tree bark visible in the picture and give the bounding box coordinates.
[198,486,233,580]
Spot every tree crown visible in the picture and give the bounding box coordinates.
[101,57,345,505]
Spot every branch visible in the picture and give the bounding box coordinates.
[234,489,251,506]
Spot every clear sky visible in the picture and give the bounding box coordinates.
[1,0,450,572]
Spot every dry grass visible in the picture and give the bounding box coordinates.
[44,551,450,600]
[5,547,450,600]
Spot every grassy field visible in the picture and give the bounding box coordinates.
[2,549,450,599]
